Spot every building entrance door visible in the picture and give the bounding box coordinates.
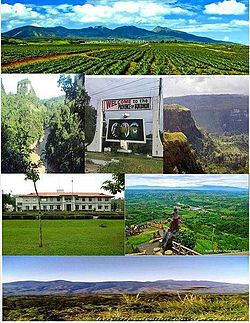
[66,204,72,211]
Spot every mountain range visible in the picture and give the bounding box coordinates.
[2,25,230,44]
[3,280,248,296]
[163,95,249,135]
[126,185,248,193]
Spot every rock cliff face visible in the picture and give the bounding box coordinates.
[164,95,249,135]
[17,79,36,97]
[163,132,204,174]
[163,104,204,152]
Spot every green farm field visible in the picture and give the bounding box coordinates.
[3,219,124,256]
[1,42,248,74]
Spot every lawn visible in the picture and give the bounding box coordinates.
[3,219,124,256]
[86,152,163,173]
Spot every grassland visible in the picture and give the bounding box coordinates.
[3,293,249,321]
[2,42,248,74]
[86,152,162,173]
[3,219,124,255]
[126,189,249,254]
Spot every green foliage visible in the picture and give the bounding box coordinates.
[1,87,46,172]
[45,74,88,172]
[3,219,124,255]
[101,173,125,194]
[177,229,196,249]
[2,193,16,212]
[126,189,249,254]
[2,42,248,75]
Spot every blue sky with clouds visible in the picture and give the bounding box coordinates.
[3,256,249,284]
[1,0,249,43]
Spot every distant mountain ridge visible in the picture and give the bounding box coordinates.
[3,280,248,296]
[126,185,247,193]
[2,25,232,44]
[164,95,249,135]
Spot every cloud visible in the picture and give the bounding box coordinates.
[163,75,249,97]
[1,3,40,20]
[223,36,230,41]
[1,1,193,31]
[178,18,249,33]
[204,0,246,15]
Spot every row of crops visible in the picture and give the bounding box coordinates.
[2,42,249,75]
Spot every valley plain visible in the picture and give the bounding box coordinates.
[126,187,249,255]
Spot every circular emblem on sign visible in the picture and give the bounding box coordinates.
[130,122,139,138]
[120,122,130,138]
[111,122,120,138]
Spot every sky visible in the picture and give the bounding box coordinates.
[1,74,65,99]
[2,74,248,100]
[1,0,249,44]
[163,75,249,97]
[3,256,249,284]
[1,174,124,198]
[125,174,249,189]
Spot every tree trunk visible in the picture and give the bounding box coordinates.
[34,181,42,247]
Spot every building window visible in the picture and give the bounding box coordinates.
[57,205,61,210]
[89,205,92,210]
[75,197,79,201]
[26,206,29,211]
[50,205,53,210]
[76,205,79,210]
[17,202,22,206]
[105,198,109,201]
[82,205,86,210]
[49,198,54,202]
[65,197,71,201]
[57,197,60,202]
[43,206,47,211]
[98,198,102,201]
[33,206,37,210]
[41,198,47,202]
[89,198,92,201]
[105,206,109,210]
[82,198,85,202]
[98,205,102,209]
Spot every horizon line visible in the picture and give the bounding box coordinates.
[3,278,248,285]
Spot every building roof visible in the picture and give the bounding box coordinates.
[18,192,114,198]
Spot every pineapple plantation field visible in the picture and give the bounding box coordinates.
[2,42,248,75]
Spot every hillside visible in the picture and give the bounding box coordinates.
[3,280,248,296]
[163,104,248,173]
[164,95,249,135]
[126,185,248,193]
[3,25,230,44]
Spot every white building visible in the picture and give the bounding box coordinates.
[16,190,113,212]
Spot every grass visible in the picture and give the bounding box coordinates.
[86,152,162,173]
[3,294,249,321]
[3,219,124,255]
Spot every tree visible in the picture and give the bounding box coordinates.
[58,74,88,172]
[177,229,196,250]
[25,162,43,247]
[101,173,125,194]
